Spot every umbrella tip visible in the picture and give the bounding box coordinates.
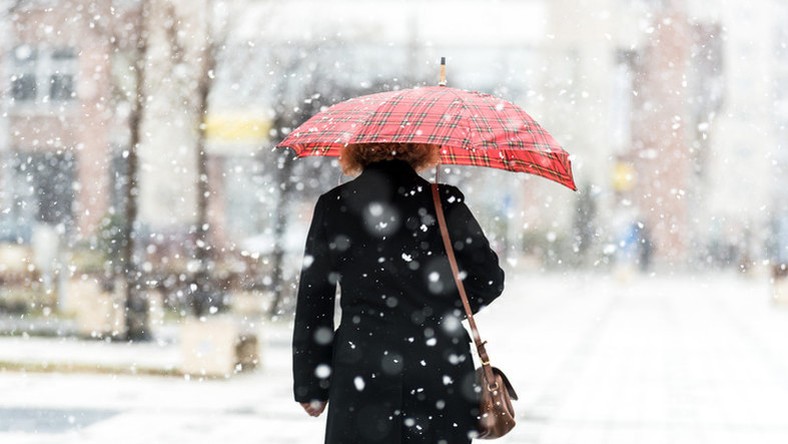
[439,57,447,87]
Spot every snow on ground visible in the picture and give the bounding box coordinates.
[1,270,788,443]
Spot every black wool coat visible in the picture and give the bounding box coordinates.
[293,159,505,444]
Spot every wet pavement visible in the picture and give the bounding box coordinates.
[1,271,787,443]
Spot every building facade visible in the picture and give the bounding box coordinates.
[1,1,120,244]
[540,0,783,269]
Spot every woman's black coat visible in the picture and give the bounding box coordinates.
[293,160,505,443]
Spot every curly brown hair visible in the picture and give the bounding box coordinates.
[339,143,441,175]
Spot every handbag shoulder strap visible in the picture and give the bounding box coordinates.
[431,183,496,381]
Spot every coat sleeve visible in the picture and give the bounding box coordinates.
[442,185,505,314]
[292,195,338,403]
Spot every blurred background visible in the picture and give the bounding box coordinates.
[0,1,787,443]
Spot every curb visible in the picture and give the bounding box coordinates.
[0,360,183,377]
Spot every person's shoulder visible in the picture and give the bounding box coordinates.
[436,183,466,205]
[315,181,353,208]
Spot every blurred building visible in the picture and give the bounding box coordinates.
[0,0,227,250]
[625,4,708,265]
[769,1,788,265]
[540,0,783,269]
[0,1,123,244]
[697,1,775,269]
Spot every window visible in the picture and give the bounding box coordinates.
[109,145,130,216]
[0,151,75,242]
[11,45,38,102]
[8,45,78,106]
[49,48,77,101]
[611,49,637,155]
[30,152,76,225]
[11,152,76,225]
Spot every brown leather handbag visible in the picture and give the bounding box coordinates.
[431,184,519,439]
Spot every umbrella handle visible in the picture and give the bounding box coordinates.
[439,57,447,86]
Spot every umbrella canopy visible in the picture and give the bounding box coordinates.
[278,85,576,191]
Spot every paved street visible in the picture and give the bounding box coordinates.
[1,271,788,443]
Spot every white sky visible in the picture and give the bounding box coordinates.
[234,0,547,46]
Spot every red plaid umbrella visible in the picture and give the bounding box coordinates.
[278,85,576,190]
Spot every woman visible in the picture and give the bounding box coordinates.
[292,143,505,443]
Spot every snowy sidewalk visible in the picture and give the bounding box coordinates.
[482,272,788,444]
[0,318,290,376]
[0,335,181,375]
[1,272,788,443]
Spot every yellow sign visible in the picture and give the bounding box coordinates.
[613,162,636,192]
[205,113,271,142]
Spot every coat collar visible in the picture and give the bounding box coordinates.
[362,159,419,177]
[356,159,428,189]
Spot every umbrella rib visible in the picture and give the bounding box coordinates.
[440,87,476,150]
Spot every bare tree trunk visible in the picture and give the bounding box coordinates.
[123,0,150,341]
[265,55,338,318]
[0,1,14,216]
[268,145,295,318]
[191,36,218,317]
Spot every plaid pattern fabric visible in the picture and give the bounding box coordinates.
[278,86,576,190]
